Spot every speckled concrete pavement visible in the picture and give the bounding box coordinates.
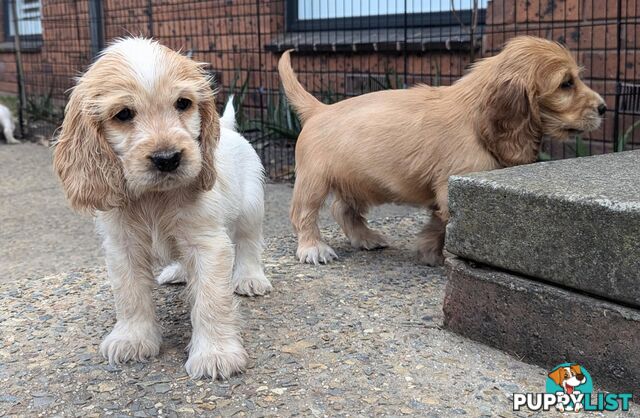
[0,143,101,283]
[1,143,636,417]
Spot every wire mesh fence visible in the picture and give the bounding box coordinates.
[0,0,637,181]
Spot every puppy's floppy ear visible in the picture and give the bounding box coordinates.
[548,367,565,386]
[194,90,219,192]
[479,79,542,166]
[53,86,127,212]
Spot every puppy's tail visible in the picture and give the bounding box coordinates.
[278,50,325,124]
[220,95,237,131]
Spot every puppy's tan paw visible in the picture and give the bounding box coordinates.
[156,262,187,285]
[234,272,272,297]
[417,247,445,266]
[296,242,338,265]
[100,321,161,364]
[185,340,247,379]
[350,231,389,250]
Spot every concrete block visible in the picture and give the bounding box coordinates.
[446,150,640,308]
[443,257,640,397]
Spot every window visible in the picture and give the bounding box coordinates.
[4,0,42,39]
[287,0,486,31]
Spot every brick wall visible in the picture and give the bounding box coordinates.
[0,1,472,125]
[0,0,637,153]
[0,0,92,100]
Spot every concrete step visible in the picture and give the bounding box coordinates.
[445,150,640,308]
[444,257,640,398]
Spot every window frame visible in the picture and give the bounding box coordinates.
[285,0,486,32]
[3,0,43,42]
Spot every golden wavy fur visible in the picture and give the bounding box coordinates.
[279,36,606,265]
[53,41,218,212]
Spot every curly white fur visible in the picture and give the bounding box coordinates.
[0,104,19,144]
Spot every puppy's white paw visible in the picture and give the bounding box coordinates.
[233,271,272,297]
[297,242,338,265]
[6,138,20,145]
[350,231,389,250]
[156,262,188,285]
[185,339,247,379]
[417,246,444,266]
[100,320,161,364]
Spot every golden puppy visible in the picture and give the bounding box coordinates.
[279,36,606,265]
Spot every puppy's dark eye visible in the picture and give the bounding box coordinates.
[114,108,134,122]
[176,98,192,111]
[560,78,574,89]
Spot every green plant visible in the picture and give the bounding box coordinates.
[319,85,343,104]
[538,150,551,161]
[616,119,640,151]
[258,87,302,140]
[538,135,592,161]
[573,135,591,157]
[25,88,62,123]
[368,67,403,91]
[226,70,252,132]
[432,61,441,87]
[0,95,18,115]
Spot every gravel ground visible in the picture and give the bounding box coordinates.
[0,215,594,418]
[0,144,102,283]
[1,143,636,417]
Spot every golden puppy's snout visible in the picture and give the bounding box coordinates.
[575,87,606,131]
[590,93,607,129]
[587,89,607,116]
[149,149,182,173]
[597,103,607,116]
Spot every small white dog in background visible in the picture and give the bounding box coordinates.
[0,104,19,144]
[53,37,271,379]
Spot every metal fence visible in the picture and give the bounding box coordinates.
[2,0,638,181]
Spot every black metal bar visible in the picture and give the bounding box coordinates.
[10,0,26,138]
[88,0,105,58]
[146,0,154,38]
[403,0,408,88]
[613,0,623,152]
[255,0,265,156]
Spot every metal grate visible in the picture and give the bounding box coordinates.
[0,0,637,180]
[617,83,640,115]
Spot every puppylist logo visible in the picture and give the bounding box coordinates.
[513,363,633,413]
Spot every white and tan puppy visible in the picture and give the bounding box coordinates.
[0,104,19,144]
[53,38,271,379]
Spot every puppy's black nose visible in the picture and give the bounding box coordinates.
[598,103,607,115]
[151,151,181,172]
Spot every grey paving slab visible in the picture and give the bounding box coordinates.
[446,151,640,307]
[444,257,640,398]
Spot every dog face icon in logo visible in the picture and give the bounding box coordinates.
[548,364,587,395]
[546,364,592,412]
